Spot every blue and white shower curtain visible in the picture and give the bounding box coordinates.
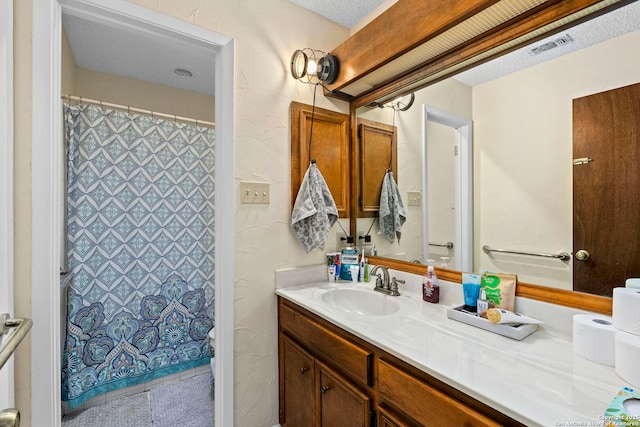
[62,103,215,408]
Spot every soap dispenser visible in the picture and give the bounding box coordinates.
[422,259,440,303]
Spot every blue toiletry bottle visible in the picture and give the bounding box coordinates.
[340,237,359,281]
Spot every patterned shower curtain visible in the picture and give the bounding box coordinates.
[61,103,215,408]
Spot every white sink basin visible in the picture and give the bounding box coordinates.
[320,287,402,316]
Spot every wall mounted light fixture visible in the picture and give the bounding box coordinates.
[378,93,415,111]
[290,48,339,85]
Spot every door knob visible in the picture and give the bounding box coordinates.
[321,385,330,394]
[299,367,308,374]
[575,249,590,261]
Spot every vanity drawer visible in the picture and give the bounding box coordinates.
[279,301,373,386]
[378,359,502,427]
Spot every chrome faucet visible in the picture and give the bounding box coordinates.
[370,266,402,296]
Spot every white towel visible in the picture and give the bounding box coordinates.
[379,170,406,243]
[291,163,338,252]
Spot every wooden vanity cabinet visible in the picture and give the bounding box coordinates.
[279,300,373,427]
[280,335,372,427]
[278,297,524,427]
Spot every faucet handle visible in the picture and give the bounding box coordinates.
[389,277,404,296]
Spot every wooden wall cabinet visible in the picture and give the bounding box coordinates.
[291,101,350,218]
[356,118,397,218]
[278,297,525,427]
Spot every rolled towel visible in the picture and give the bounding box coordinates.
[291,163,338,252]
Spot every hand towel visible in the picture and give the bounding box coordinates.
[291,163,338,252]
[379,170,406,243]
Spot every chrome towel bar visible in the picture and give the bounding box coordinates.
[482,245,571,261]
[428,241,454,249]
[0,314,33,371]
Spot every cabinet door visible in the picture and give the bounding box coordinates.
[378,406,413,427]
[281,337,315,427]
[290,101,350,218]
[357,118,397,218]
[317,361,371,427]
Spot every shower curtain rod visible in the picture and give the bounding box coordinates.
[61,94,215,128]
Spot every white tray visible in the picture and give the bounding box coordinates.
[446,305,538,340]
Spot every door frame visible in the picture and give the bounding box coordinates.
[0,0,15,409]
[423,105,473,272]
[32,1,234,425]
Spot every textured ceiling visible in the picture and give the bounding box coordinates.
[288,0,388,28]
[62,13,216,96]
[455,0,640,86]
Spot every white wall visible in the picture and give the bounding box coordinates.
[473,29,640,289]
[14,1,349,426]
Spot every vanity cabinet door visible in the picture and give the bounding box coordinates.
[281,336,315,427]
[317,361,371,427]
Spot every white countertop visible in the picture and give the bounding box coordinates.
[275,269,628,427]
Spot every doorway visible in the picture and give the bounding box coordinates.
[423,105,473,272]
[0,0,14,411]
[32,1,234,426]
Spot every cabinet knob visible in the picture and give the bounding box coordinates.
[299,367,308,374]
[321,385,330,394]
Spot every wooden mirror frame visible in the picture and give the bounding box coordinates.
[333,0,635,316]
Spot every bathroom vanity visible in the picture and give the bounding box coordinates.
[276,267,627,427]
[278,296,516,426]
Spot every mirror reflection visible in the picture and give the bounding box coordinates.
[354,1,640,296]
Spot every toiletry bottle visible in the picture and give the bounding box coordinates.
[363,257,370,282]
[340,237,359,281]
[360,235,375,256]
[477,288,489,314]
[423,259,440,303]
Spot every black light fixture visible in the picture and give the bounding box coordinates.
[290,48,339,85]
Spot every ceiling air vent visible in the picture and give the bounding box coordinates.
[528,34,574,55]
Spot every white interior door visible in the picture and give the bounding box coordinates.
[0,0,15,410]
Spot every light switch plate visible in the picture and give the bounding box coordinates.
[240,181,270,204]
[407,191,422,206]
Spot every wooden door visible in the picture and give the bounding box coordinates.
[317,361,371,427]
[281,337,315,427]
[573,82,640,296]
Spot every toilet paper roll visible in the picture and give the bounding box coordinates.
[626,278,640,289]
[615,331,640,388]
[613,287,640,336]
[573,314,616,366]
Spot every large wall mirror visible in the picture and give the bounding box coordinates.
[350,0,640,300]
